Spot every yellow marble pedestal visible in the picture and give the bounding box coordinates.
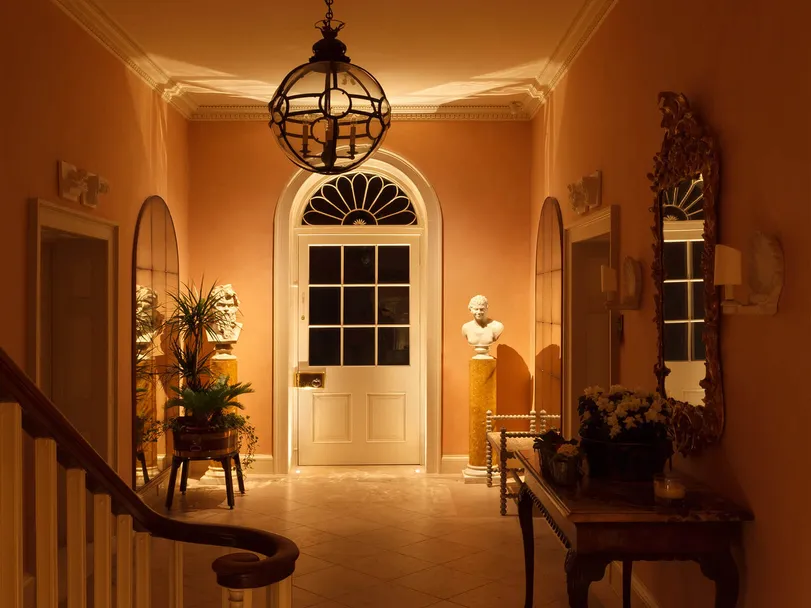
[199,346,239,486]
[463,356,496,483]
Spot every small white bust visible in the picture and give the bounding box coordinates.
[461,295,504,358]
[206,284,243,345]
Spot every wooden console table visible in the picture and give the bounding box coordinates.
[514,449,753,608]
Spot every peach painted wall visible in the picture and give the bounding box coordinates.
[0,0,190,479]
[530,0,810,606]
[187,121,532,457]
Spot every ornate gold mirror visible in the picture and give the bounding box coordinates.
[535,197,564,423]
[132,196,179,489]
[649,92,724,455]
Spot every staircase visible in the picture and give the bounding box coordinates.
[0,347,298,608]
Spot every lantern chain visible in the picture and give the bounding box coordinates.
[324,0,334,27]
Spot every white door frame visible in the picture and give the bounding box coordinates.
[27,198,119,468]
[563,205,619,438]
[273,150,443,473]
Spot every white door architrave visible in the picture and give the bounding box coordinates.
[273,151,443,473]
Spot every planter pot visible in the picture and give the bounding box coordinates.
[549,458,580,486]
[580,437,672,482]
[172,426,238,459]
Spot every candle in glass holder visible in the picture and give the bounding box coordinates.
[653,473,686,506]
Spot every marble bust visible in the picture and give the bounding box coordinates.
[206,284,243,345]
[461,295,504,358]
[134,285,162,345]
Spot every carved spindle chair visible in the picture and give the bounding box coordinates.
[485,409,561,515]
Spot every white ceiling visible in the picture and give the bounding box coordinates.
[58,0,616,120]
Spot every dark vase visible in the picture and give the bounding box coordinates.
[549,458,581,486]
[172,426,238,459]
[580,437,672,482]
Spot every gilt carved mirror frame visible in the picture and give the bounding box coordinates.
[648,92,724,456]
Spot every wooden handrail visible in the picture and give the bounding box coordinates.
[0,347,298,589]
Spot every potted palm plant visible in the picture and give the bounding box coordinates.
[163,281,257,468]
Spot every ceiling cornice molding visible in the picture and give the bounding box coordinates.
[52,0,617,123]
[190,104,532,122]
[51,0,193,118]
[529,0,618,117]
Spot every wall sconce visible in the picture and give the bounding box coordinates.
[601,257,642,310]
[568,170,602,215]
[714,233,784,315]
[58,160,109,209]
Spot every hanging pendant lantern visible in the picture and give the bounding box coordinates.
[268,0,391,175]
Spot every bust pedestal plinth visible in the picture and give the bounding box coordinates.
[463,356,496,484]
[199,344,240,486]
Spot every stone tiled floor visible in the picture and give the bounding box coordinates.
[143,468,624,607]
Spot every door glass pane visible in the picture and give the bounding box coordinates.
[664,324,688,361]
[663,242,687,280]
[378,287,409,324]
[691,282,705,320]
[379,327,409,366]
[344,287,375,325]
[310,246,341,284]
[309,328,340,366]
[664,282,688,320]
[692,322,706,361]
[309,287,341,325]
[344,246,375,284]
[343,328,375,366]
[691,241,704,279]
[379,246,410,284]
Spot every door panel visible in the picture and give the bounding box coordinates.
[297,233,420,465]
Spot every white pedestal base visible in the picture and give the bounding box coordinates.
[463,464,489,484]
[136,466,159,485]
[197,462,233,487]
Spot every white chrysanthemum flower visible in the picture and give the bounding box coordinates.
[609,384,625,394]
[606,414,619,428]
[645,409,659,422]
[615,403,628,418]
[625,417,636,429]
[609,425,621,438]
[597,397,611,411]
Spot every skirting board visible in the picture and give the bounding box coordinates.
[440,455,468,475]
[610,562,660,608]
[246,454,275,475]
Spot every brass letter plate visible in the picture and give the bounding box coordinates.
[295,371,325,389]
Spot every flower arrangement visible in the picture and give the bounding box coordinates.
[533,429,582,485]
[578,385,673,444]
[556,443,580,458]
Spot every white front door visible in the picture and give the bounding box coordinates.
[297,232,421,465]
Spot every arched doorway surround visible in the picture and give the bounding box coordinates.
[273,150,443,473]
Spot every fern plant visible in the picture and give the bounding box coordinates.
[162,279,259,468]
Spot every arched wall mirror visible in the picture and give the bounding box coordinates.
[535,197,564,425]
[132,196,179,489]
[650,92,724,456]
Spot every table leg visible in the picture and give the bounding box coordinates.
[518,485,534,608]
[165,456,182,510]
[137,451,149,484]
[622,560,632,608]
[698,551,739,608]
[233,454,245,494]
[222,457,235,509]
[564,550,609,608]
[179,458,190,494]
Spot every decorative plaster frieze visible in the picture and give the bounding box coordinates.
[190,104,533,122]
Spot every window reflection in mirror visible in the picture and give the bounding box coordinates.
[133,196,179,489]
[661,176,705,406]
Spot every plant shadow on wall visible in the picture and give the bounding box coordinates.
[161,281,259,471]
[495,344,531,428]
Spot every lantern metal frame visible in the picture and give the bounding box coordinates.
[268,0,391,175]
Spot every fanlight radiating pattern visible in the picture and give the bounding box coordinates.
[302,173,417,226]
[662,176,704,221]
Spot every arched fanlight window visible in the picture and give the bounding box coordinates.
[662,176,704,221]
[302,172,417,226]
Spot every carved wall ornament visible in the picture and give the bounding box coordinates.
[648,92,723,456]
[568,170,602,215]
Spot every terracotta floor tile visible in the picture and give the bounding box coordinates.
[334,582,439,608]
[294,565,380,599]
[395,564,489,599]
[396,538,483,564]
[344,549,433,580]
